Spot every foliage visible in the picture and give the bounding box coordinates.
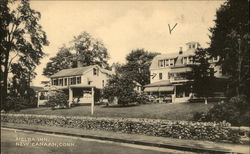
[193,95,250,126]
[136,92,154,104]
[5,96,37,112]
[43,31,110,77]
[0,0,49,110]
[208,0,249,98]
[43,46,76,77]
[46,90,68,109]
[1,114,241,143]
[72,32,109,68]
[121,49,159,86]
[102,74,138,106]
[188,48,215,101]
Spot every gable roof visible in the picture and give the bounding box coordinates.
[50,65,114,78]
[50,65,94,78]
[150,48,196,70]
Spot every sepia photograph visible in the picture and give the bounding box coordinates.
[0,0,249,153]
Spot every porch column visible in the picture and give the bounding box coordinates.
[91,87,94,115]
[69,88,73,107]
[173,86,176,103]
[37,92,40,108]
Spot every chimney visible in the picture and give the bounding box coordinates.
[77,60,83,67]
[179,47,183,55]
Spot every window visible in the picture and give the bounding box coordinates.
[53,79,58,85]
[72,77,76,85]
[159,60,164,67]
[159,73,162,80]
[77,77,81,84]
[165,59,169,66]
[183,57,187,64]
[170,59,174,66]
[69,78,72,85]
[102,80,105,88]
[189,56,193,64]
[64,78,67,86]
[69,77,76,85]
[193,44,195,48]
[59,79,63,86]
[93,68,97,75]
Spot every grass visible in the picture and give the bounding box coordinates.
[10,102,216,121]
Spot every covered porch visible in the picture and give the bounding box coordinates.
[144,80,174,103]
[59,85,101,107]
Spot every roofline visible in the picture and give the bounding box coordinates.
[50,65,97,78]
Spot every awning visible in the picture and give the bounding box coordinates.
[158,86,174,92]
[70,85,95,88]
[144,86,174,92]
[144,87,159,92]
[169,67,192,73]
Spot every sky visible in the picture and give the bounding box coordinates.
[30,0,225,86]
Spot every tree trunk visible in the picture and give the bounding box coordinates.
[204,97,208,104]
[1,50,10,110]
[237,38,242,96]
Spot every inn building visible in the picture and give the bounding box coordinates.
[144,41,226,103]
[37,65,114,107]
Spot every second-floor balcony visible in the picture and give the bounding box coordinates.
[169,67,192,83]
[169,76,190,83]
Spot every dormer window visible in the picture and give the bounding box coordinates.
[170,59,174,66]
[165,59,169,66]
[159,60,164,67]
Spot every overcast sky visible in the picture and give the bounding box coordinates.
[30,0,225,86]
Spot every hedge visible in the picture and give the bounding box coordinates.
[1,114,240,143]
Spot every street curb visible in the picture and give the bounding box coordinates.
[1,125,233,154]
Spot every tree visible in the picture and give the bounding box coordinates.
[0,0,49,110]
[208,0,249,98]
[121,49,159,86]
[102,74,138,106]
[189,48,215,104]
[72,32,109,69]
[43,45,76,77]
[43,31,110,77]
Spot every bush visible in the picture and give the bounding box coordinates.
[46,90,68,109]
[135,92,153,104]
[1,114,241,143]
[193,95,250,126]
[5,96,37,112]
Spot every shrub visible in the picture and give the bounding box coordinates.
[1,114,240,143]
[46,90,68,109]
[136,92,153,104]
[193,95,250,126]
[5,96,37,112]
[102,74,139,106]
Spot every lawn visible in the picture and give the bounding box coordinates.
[10,103,216,121]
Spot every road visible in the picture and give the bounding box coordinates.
[1,128,195,154]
